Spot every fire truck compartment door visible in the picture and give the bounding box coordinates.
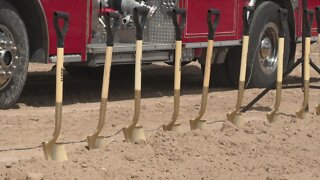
[182,0,238,42]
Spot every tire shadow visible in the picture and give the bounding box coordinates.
[19,63,233,107]
[17,62,320,108]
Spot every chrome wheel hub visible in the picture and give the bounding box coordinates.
[259,22,279,75]
[260,37,272,59]
[0,25,18,90]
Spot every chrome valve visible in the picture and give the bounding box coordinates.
[104,0,157,18]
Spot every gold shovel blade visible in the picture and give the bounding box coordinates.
[162,123,181,132]
[227,111,244,128]
[190,120,207,130]
[123,126,146,143]
[267,110,280,123]
[87,135,106,150]
[42,142,67,162]
[296,109,309,119]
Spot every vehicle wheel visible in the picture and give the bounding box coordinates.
[0,1,29,109]
[246,2,290,87]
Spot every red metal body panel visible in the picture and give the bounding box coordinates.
[307,0,319,36]
[181,0,318,43]
[40,0,89,60]
[295,0,320,37]
[296,0,318,37]
[295,3,303,37]
[38,0,319,61]
[181,0,247,43]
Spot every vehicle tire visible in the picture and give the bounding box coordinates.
[0,1,29,109]
[246,2,290,87]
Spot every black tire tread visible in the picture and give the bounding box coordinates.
[246,2,290,87]
[0,0,29,109]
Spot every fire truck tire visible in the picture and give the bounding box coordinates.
[246,2,290,87]
[0,1,29,109]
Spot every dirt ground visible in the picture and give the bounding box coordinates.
[0,48,319,179]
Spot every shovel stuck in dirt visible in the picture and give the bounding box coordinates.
[87,12,120,150]
[123,7,149,143]
[42,12,69,161]
[226,6,254,127]
[162,8,186,132]
[296,9,314,119]
[267,9,288,123]
[190,9,220,130]
[315,6,320,116]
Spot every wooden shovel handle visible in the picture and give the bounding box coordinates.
[239,36,249,82]
[56,48,64,103]
[304,37,311,81]
[174,41,182,90]
[135,40,143,91]
[203,40,214,88]
[101,47,113,99]
[277,39,285,82]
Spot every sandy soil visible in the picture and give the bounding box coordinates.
[0,49,319,179]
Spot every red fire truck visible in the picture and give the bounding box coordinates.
[0,0,318,109]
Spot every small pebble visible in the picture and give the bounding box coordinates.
[5,163,12,168]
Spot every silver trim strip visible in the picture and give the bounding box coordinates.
[87,40,242,54]
[185,40,242,48]
[50,55,82,63]
[87,43,176,53]
[90,52,169,65]
[296,36,319,43]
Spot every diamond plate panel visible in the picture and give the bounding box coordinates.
[145,0,176,43]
